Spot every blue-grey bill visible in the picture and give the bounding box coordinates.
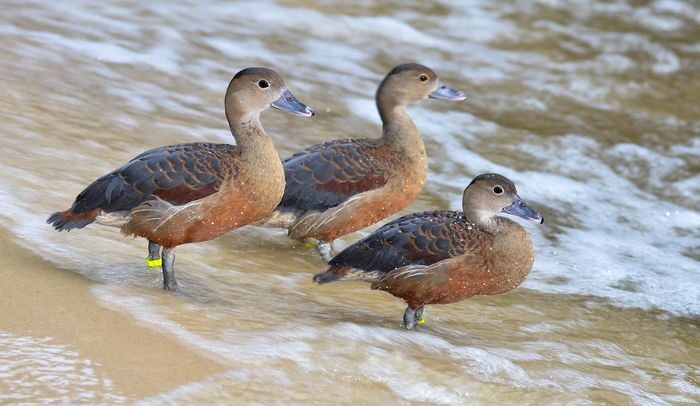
[429,82,466,101]
[502,195,544,224]
[271,89,315,117]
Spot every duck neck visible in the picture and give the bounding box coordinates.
[376,87,418,140]
[467,213,533,261]
[489,217,534,290]
[464,206,501,232]
[227,112,277,163]
[376,96,426,171]
[467,213,532,258]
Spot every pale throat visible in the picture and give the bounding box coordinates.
[466,209,500,230]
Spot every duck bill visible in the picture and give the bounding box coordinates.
[502,195,544,224]
[271,89,315,117]
[429,82,466,101]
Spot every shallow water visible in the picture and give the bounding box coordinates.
[0,332,124,404]
[0,0,698,404]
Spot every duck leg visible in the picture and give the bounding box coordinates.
[415,306,425,325]
[146,241,162,268]
[403,305,425,330]
[316,240,333,262]
[161,247,177,291]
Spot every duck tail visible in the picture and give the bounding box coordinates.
[313,265,383,284]
[47,170,126,232]
[313,265,348,284]
[47,208,100,231]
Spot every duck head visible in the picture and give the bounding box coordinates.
[462,173,544,225]
[376,63,466,109]
[225,67,314,121]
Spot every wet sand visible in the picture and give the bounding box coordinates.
[0,228,225,401]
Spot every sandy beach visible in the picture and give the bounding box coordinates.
[0,229,225,401]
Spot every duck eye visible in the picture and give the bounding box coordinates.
[258,80,269,89]
[493,185,504,194]
[419,74,429,82]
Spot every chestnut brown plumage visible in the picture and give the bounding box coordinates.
[313,173,544,329]
[48,67,313,291]
[261,63,465,259]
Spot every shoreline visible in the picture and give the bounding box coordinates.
[0,228,226,401]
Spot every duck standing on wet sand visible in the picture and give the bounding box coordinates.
[260,63,465,260]
[47,68,314,291]
[313,173,544,329]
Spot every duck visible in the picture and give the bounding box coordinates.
[47,67,314,291]
[260,63,465,260]
[313,173,544,329]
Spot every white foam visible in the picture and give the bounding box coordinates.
[422,129,700,315]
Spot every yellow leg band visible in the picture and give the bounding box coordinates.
[146,257,162,268]
[302,240,317,249]
[418,318,426,325]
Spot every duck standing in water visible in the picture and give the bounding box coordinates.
[313,174,544,329]
[261,63,465,260]
[48,68,314,291]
